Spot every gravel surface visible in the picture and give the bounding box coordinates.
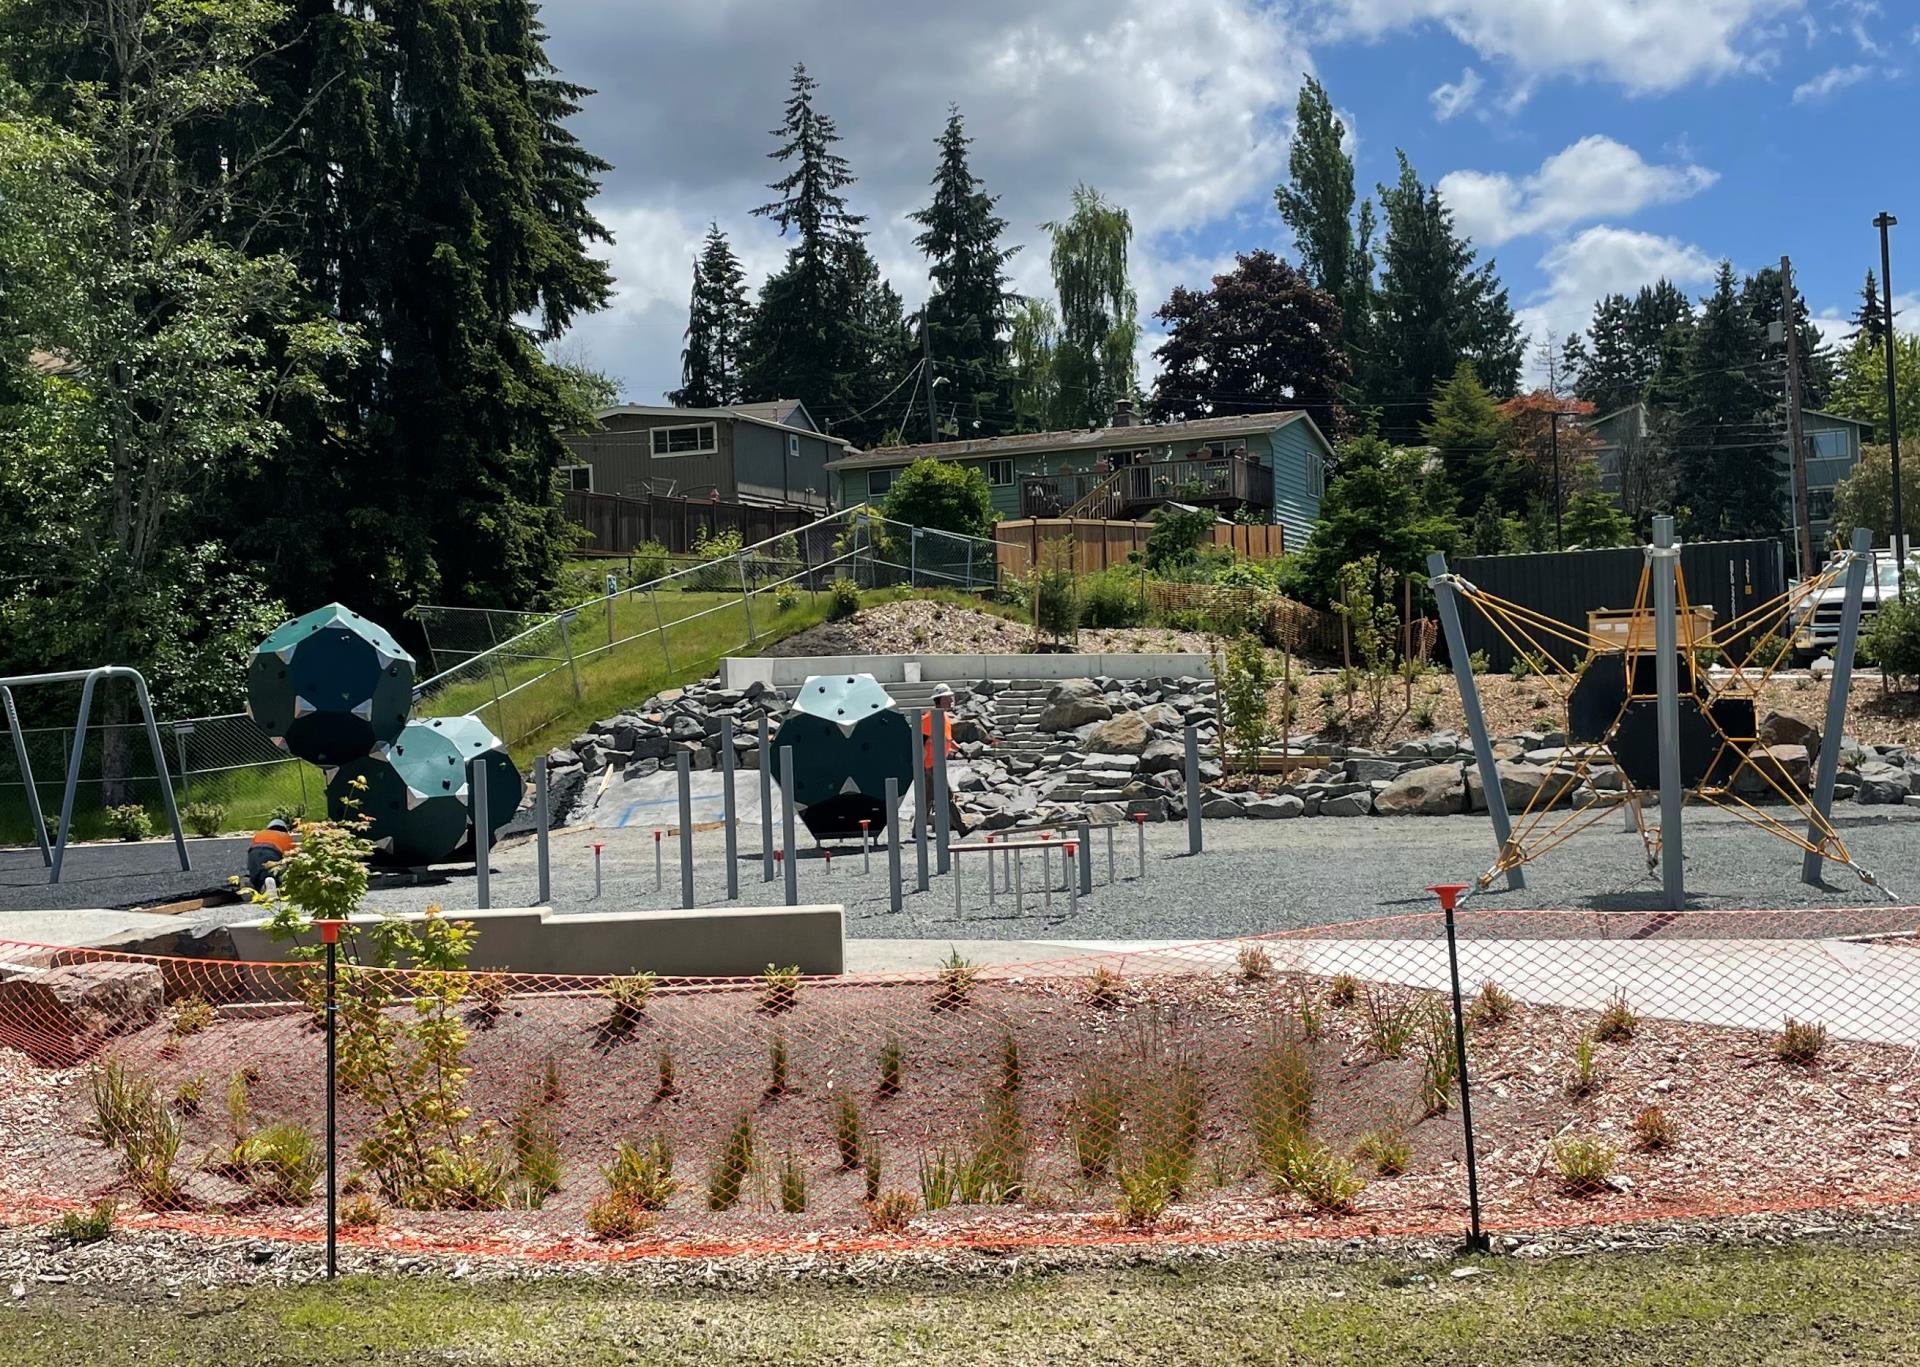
[360,805,1920,941]
[0,837,248,913]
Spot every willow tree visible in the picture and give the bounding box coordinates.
[1045,184,1138,429]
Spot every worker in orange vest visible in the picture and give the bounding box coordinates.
[921,683,956,773]
[245,818,295,892]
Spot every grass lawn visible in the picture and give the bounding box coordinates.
[4,1238,1918,1365]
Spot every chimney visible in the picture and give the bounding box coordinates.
[1111,398,1134,428]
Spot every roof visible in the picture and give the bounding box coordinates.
[27,349,82,377]
[825,410,1323,471]
[588,403,854,447]
[1802,409,1872,429]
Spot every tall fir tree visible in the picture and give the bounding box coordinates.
[671,224,752,407]
[1665,262,1781,540]
[1576,294,1643,413]
[1370,152,1522,436]
[1422,361,1516,515]
[1850,270,1888,347]
[1273,77,1372,358]
[909,107,1018,438]
[1044,184,1138,429]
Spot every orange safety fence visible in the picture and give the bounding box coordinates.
[5,905,1920,1262]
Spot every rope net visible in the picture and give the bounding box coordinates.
[6,907,1920,1260]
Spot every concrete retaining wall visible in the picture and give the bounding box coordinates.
[721,652,1213,690]
[226,904,846,977]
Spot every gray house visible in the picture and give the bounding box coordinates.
[561,400,850,511]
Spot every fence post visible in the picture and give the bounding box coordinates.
[1431,884,1490,1254]
[676,752,696,909]
[173,726,191,809]
[885,776,903,914]
[1183,723,1203,855]
[759,714,775,882]
[720,716,739,900]
[470,757,490,910]
[739,555,757,645]
[317,918,344,1281]
[556,611,583,703]
[651,590,673,673]
[1077,820,1092,895]
[909,711,931,893]
[534,755,551,905]
[780,746,799,906]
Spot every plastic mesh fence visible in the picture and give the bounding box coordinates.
[5,907,1920,1261]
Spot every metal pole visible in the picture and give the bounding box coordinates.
[677,752,695,909]
[860,819,871,873]
[1427,552,1525,890]
[1066,843,1079,915]
[323,924,338,1280]
[1077,821,1092,895]
[1435,890,1489,1254]
[759,714,775,882]
[1183,723,1202,855]
[720,716,739,900]
[557,614,583,702]
[1650,516,1686,912]
[932,709,952,874]
[173,728,190,810]
[1106,825,1116,885]
[49,672,99,885]
[1781,256,1813,581]
[534,756,550,904]
[651,590,674,671]
[654,829,663,890]
[1875,212,1905,591]
[1,687,51,868]
[910,712,930,893]
[986,835,996,909]
[954,849,964,917]
[1804,527,1873,882]
[1011,850,1022,910]
[470,757,490,910]
[593,841,603,898]
[739,557,757,644]
[886,776,903,914]
[780,746,798,906]
[1550,410,1564,551]
[130,671,190,874]
[1135,812,1146,878]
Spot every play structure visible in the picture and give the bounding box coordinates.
[1430,522,1888,910]
[770,673,915,841]
[247,603,523,867]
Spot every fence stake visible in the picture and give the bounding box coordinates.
[173,727,191,809]
[720,717,739,900]
[556,613,583,703]
[1431,883,1490,1255]
[592,841,603,899]
[1065,842,1078,914]
[317,918,342,1282]
[953,851,963,916]
[470,758,490,911]
[1012,850,1022,911]
[534,756,551,905]
[651,590,673,673]
[739,556,757,644]
[759,714,775,882]
[1106,824,1116,885]
[676,752,695,910]
[780,746,798,906]
[986,835,996,909]
[1184,723,1203,855]
[1135,812,1147,877]
[1077,821,1092,895]
[654,829,663,890]
[886,776,903,914]
[910,712,930,893]
[860,819,871,873]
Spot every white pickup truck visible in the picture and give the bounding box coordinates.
[1791,547,1919,662]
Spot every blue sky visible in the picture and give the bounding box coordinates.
[545,0,1916,405]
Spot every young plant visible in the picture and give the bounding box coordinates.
[235,1123,323,1204]
[1362,987,1418,1059]
[87,1060,183,1206]
[1417,1003,1459,1118]
[919,1148,960,1211]
[761,964,801,1015]
[1594,990,1636,1043]
[877,1034,904,1097]
[604,972,657,1033]
[1327,974,1360,1007]
[654,1046,678,1100]
[1354,1130,1411,1177]
[1276,1141,1365,1211]
[957,1087,1025,1204]
[997,1031,1023,1093]
[1114,1159,1175,1226]
[867,1190,916,1233]
[766,1031,791,1097]
[182,801,228,838]
[171,1075,205,1117]
[510,1097,562,1208]
[777,1150,808,1214]
[1631,1106,1676,1151]
[862,1138,884,1204]
[1552,1134,1618,1195]
[605,1135,676,1212]
[104,804,153,842]
[339,1195,382,1231]
[586,1194,648,1240]
[1069,1067,1126,1181]
[1250,1029,1314,1183]
[1566,1033,1600,1098]
[931,948,979,1012]
[168,995,215,1039]
[1236,944,1274,983]
[1294,986,1324,1042]
[707,1114,755,1211]
[55,1199,117,1245]
[1467,981,1518,1030]
[1775,1017,1828,1065]
[470,973,514,1023]
[831,1094,864,1171]
[1086,965,1126,1009]
[1134,1060,1204,1202]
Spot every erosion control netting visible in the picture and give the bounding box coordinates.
[5,907,1920,1260]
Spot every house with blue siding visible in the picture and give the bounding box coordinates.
[825,402,1334,546]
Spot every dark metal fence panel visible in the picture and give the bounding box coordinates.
[1450,538,1786,671]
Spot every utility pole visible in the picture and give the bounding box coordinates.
[1875,212,1906,594]
[920,312,938,444]
[1781,255,1813,581]
[1549,410,1564,550]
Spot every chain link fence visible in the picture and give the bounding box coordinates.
[4,906,1919,1260]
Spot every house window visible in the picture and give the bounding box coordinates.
[1306,454,1325,499]
[788,433,800,458]
[650,422,717,457]
[1808,429,1851,461]
[558,464,593,492]
[986,458,1014,487]
[867,467,900,497]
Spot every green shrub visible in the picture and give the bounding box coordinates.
[1085,966,1126,1009]
[1274,1140,1365,1211]
[1631,1106,1676,1151]
[832,1093,864,1171]
[997,1031,1023,1093]
[1078,569,1146,629]
[104,804,153,842]
[1327,974,1360,1007]
[867,1189,917,1232]
[1250,1029,1314,1181]
[918,1148,959,1210]
[234,1122,323,1204]
[777,1150,808,1214]
[880,458,997,539]
[1566,1032,1600,1097]
[603,972,657,1034]
[654,1046,678,1100]
[605,1135,676,1212]
[87,1059,182,1205]
[339,1194,382,1230]
[1069,1067,1125,1180]
[1236,944,1275,983]
[877,1034,904,1096]
[54,1199,117,1244]
[1032,553,1078,645]
[761,963,801,1014]
[1594,990,1636,1043]
[169,995,214,1038]
[765,1031,791,1097]
[1775,1016,1828,1065]
[182,801,228,838]
[1354,1129,1410,1177]
[1867,585,1920,690]
[1552,1134,1617,1195]
[630,541,670,585]
[1468,649,1491,674]
[931,948,978,1011]
[1362,986,1418,1059]
[1417,1003,1458,1117]
[1114,1158,1175,1225]
[707,1113,755,1211]
[957,1087,1025,1204]
[773,585,801,613]
[1216,634,1274,772]
[510,1098,562,1207]
[1144,506,1215,571]
[827,577,861,620]
[1467,981,1518,1030]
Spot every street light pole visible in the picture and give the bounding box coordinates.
[1875,212,1905,595]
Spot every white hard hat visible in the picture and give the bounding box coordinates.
[930,683,954,699]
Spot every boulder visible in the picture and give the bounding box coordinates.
[1321,791,1374,817]
[667,714,705,741]
[1037,697,1113,731]
[1085,711,1154,754]
[0,962,164,1065]
[1735,743,1810,796]
[1246,794,1306,819]
[1048,678,1104,702]
[1756,711,1820,754]
[544,747,581,770]
[1346,756,1402,783]
[1374,763,1466,816]
[1126,796,1169,822]
[1465,761,1565,812]
[1858,760,1909,804]
[1136,737,1186,774]
[1201,796,1246,818]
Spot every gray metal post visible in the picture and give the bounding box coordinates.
[173,727,191,808]
[910,529,918,588]
[720,716,739,900]
[130,671,190,876]
[910,711,930,893]
[1650,516,1685,912]
[676,751,695,909]
[1077,821,1092,895]
[1,686,51,867]
[932,710,952,874]
[1183,724,1203,855]
[1427,552,1525,891]
[1012,850,1022,910]
[780,745,799,906]
[759,714,775,882]
[964,539,974,590]
[534,756,551,904]
[556,613,583,702]
[886,776,903,914]
[1804,527,1874,883]
[739,557,757,645]
[470,757,491,910]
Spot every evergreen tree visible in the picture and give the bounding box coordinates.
[1558,331,1592,399]
[910,107,1018,438]
[1850,271,1888,347]
[1666,263,1781,540]
[1574,293,1641,413]
[1044,184,1138,429]
[831,239,913,449]
[1563,488,1635,548]
[1148,250,1349,434]
[1470,495,1510,555]
[1628,281,1694,360]
[1371,153,1522,435]
[1422,361,1516,515]
[1273,77,1372,350]
[671,224,751,407]
[1292,431,1459,607]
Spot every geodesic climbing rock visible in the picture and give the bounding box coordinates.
[325,720,471,866]
[772,674,914,841]
[247,603,414,766]
[418,714,524,850]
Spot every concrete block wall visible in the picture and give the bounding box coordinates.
[721,652,1214,690]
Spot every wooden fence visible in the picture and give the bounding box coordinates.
[993,518,1285,577]
[563,489,815,557]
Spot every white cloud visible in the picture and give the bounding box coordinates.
[1792,63,1873,101]
[1314,0,1797,94]
[1429,66,1484,119]
[1516,226,1717,379]
[1437,135,1717,248]
[545,0,1306,403]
